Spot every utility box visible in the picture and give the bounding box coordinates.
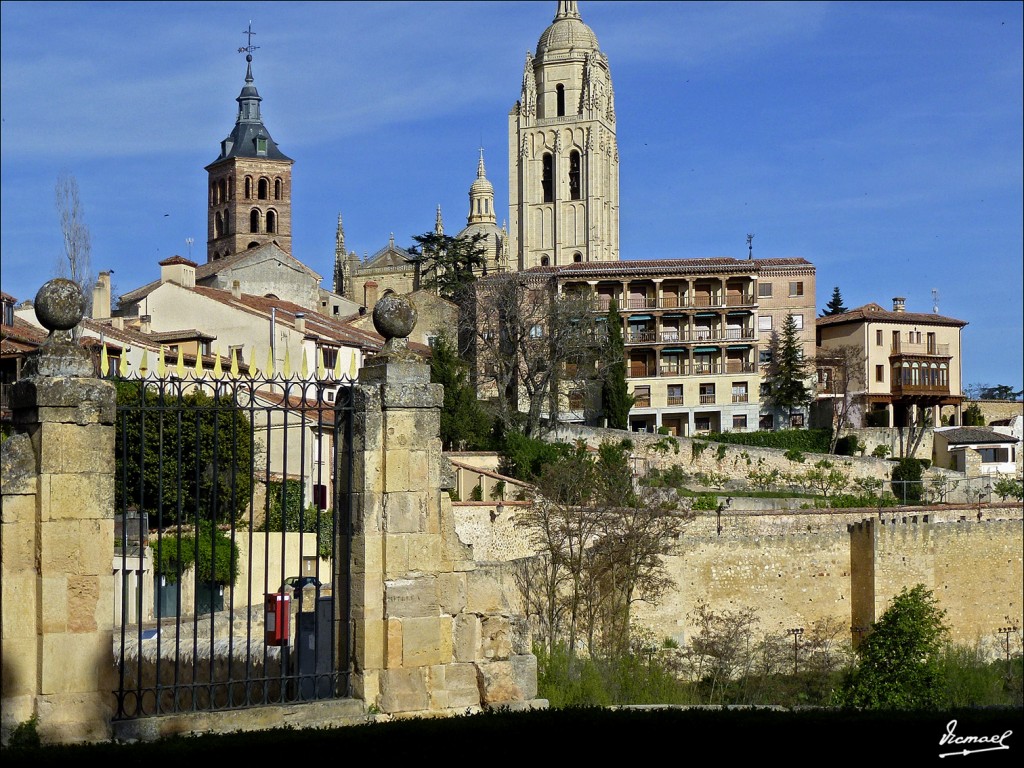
[265,592,291,646]
[296,596,334,699]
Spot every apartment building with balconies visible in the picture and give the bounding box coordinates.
[815,296,967,428]
[553,257,816,435]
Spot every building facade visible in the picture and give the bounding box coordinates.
[553,258,816,435]
[815,297,967,428]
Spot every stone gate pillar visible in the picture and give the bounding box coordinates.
[0,279,117,744]
[348,295,537,714]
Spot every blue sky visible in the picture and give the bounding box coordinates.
[2,1,1021,392]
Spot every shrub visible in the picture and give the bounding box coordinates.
[865,410,889,427]
[871,444,891,459]
[784,448,805,464]
[962,403,985,427]
[834,435,863,456]
[691,493,719,511]
[993,476,1023,501]
[706,428,830,454]
[891,458,924,502]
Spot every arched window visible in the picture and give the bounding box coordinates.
[258,178,269,200]
[223,209,230,233]
[215,212,223,237]
[266,210,276,234]
[569,150,581,200]
[274,178,282,199]
[540,255,550,267]
[542,153,553,203]
[245,176,253,199]
[573,251,583,263]
[249,242,261,249]
[250,209,260,233]
[556,84,565,117]
[219,179,227,203]
[228,176,235,199]
[210,182,218,206]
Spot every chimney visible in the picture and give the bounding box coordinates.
[91,271,112,320]
[111,316,124,330]
[159,255,197,288]
[140,314,152,334]
[231,280,242,300]
[364,280,378,310]
[294,312,306,334]
[892,297,906,313]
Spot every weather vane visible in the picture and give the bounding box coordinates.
[746,233,754,260]
[238,21,259,57]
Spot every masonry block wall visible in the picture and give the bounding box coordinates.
[853,515,1023,649]
[349,355,537,714]
[1,376,118,744]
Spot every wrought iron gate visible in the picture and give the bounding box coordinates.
[111,370,354,719]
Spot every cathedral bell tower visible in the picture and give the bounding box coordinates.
[508,1,619,270]
[205,26,294,262]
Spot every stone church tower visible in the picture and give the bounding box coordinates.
[508,1,619,270]
[205,46,293,262]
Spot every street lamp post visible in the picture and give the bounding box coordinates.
[998,618,1019,671]
[786,627,804,675]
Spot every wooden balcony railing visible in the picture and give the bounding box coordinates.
[699,393,716,404]
[732,394,749,403]
[667,395,684,406]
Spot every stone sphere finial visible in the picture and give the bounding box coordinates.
[35,278,86,333]
[372,293,417,340]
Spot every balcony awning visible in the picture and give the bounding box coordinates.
[662,348,687,354]
[629,315,653,321]
[695,312,717,318]
[726,310,751,315]
[663,313,686,318]
[694,346,719,353]
[727,345,751,350]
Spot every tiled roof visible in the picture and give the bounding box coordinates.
[817,303,967,328]
[195,243,321,282]
[190,286,385,351]
[526,256,813,279]
[938,427,1017,445]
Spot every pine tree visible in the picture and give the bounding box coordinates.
[601,300,633,429]
[764,314,811,419]
[821,286,848,316]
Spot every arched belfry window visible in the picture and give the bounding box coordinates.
[210,182,218,206]
[573,251,583,263]
[266,210,277,234]
[245,177,253,199]
[258,178,269,200]
[542,153,554,203]
[556,84,565,117]
[215,212,223,237]
[569,150,581,200]
[219,179,227,203]
[274,178,282,199]
[250,209,261,233]
[540,255,550,267]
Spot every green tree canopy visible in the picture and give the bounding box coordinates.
[429,332,494,450]
[115,381,255,526]
[407,231,486,304]
[764,314,811,420]
[840,584,949,709]
[600,299,633,429]
[821,286,848,316]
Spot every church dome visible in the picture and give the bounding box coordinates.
[536,3,599,57]
[470,175,493,196]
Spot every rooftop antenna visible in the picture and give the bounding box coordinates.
[931,288,940,314]
[746,233,754,260]
[185,237,194,259]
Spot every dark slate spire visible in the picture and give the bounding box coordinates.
[212,26,291,163]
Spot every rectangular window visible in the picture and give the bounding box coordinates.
[758,315,773,331]
[892,330,900,350]
[876,329,883,346]
[633,386,651,408]
[667,385,683,406]
[790,413,805,428]
[699,383,715,404]
[759,414,774,430]
[927,332,937,354]
[759,349,773,365]
[789,281,803,297]
[529,324,544,338]
[792,314,803,330]
[875,364,884,382]
[732,414,748,431]
[758,282,772,298]
[256,137,268,155]
[731,382,748,403]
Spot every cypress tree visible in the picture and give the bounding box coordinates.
[601,299,633,429]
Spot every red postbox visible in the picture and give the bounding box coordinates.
[265,592,290,646]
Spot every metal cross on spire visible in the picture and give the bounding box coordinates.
[238,21,259,56]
